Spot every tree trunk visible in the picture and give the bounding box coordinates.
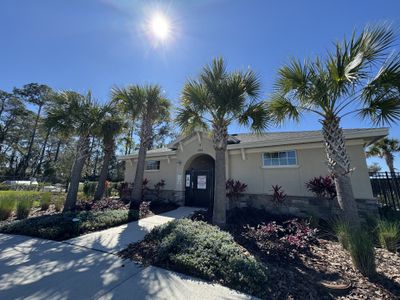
[321,117,360,226]
[54,140,62,162]
[212,124,228,226]
[18,104,42,177]
[384,153,396,175]
[33,127,51,176]
[130,117,152,209]
[94,139,114,201]
[63,135,90,212]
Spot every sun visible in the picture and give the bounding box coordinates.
[150,13,171,41]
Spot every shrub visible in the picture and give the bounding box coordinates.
[54,195,64,212]
[16,198,32,219]
[226,179,247,203]
[40,192,52,210]
[154,179,166,200]
[348,228,376,277]
[377,220,399,253]
[0,209,139,240]
[306,176,336,200]
[244,218,317,259]
[271,185,286,206]
[139,201,151,218]
[0,198,16,220]
[83,181,97,197]
[124,219,269,298]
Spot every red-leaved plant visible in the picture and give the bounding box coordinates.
[271,185,287,206]
[154,179,166,201]
[305,176,336,200]
[226,179,248,202]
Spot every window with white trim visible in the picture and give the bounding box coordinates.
[146,160,160,170]
[263,150,297,166]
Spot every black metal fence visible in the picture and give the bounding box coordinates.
[369,172,400,211]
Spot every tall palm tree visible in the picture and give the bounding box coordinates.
[112,85,170,208]
[46,91,107,212]
[94,109,125,201]
[176,58,269,226]
[268,25,400,226]
[367,138,400,174]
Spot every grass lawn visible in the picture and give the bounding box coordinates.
[0,209,139,241]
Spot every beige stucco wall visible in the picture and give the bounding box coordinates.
[124,157,178,190]
[228,142,373,199]
[122,134,374,199]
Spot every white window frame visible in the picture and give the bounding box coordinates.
[262,150,299,168]
[145,160,160,171]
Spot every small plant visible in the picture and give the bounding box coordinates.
[139,201,151,218]
[154,179,166,201]
[54,195,64,212]
[332,219,350,250]
[306,176,336,200]
[348,228,376,277]
[40,192,52,210]
[0,198,16,221]
[226,179,248,203]
[118,182,133,203]
[271,185,286,206]
[16,199,32,219]
[377,220,399,253]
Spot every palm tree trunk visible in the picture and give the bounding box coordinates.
[94,139,114,201]
[63,135,90,212]
[322,117,360,226]
[384,153,396,174]
[130,117,152,209]
[212,124,228,226]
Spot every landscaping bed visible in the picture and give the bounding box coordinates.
[0,209,139,240]
[120,219,269,299]
[123,208,400,299]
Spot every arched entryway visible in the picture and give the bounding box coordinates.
[184,154,215,208]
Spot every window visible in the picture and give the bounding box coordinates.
[263,150,297,167]
[146,160,160,170]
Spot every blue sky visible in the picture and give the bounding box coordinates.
[1,0,399,170]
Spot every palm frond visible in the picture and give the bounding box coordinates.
[268,94,302,124]
[238,102,269,133]
[358,97,400,126]
[175,107,208,134]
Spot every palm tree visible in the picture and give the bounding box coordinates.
[268,25,400,226]
[112,85,171,209]
[176,58,269,226]
[46,91,107,212]
[367,138,400,174]
[94,109,125,201]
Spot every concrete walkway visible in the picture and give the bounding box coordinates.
[0,207,256,299]
[65,206,199,254]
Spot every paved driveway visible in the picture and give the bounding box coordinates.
[0,207,256,300]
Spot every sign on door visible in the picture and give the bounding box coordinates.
[197,175,207,189]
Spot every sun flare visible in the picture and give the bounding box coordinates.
[150,13,171,41]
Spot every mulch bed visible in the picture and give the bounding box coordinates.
[191,209,400,299]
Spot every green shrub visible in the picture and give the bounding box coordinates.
[348,228,376,277]
[40,192,52,210]
[0,198,16,220]
[132,219,269,298]
[83,181,97,197]
[377,220,399,253]
[16,198,32,220]
[0,209,139,240]
[54,195,64,212]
